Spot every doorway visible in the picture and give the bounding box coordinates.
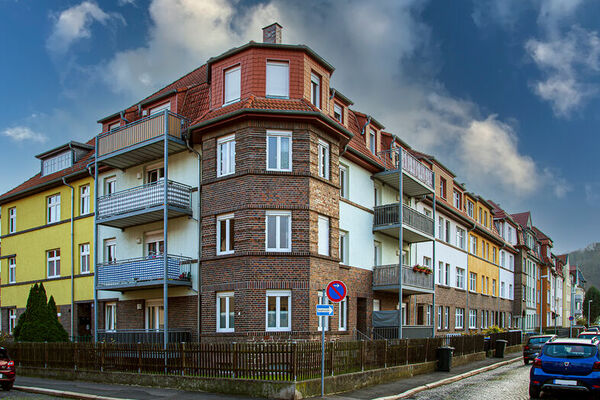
[356,297,367,334]
[76,303,92,338]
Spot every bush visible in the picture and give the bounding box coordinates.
[14,283,68,342]
[483,325,505,334]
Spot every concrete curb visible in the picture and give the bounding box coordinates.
[14,385,134,400]
[372,356,523,400]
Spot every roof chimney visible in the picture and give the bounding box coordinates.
[263,23,282,44]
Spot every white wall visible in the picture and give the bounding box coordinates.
[499,267,514,300]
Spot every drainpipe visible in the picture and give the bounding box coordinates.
[431,175,436,338]
[466,225,475,331]
[360,116,372,136]
[62,177,75,340]
[119,110,129,124]
[185,134,202,341]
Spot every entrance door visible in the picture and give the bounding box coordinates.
[356,297,367,334]
[77,303,92,337]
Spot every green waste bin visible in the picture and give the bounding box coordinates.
[495,339,508,358]
[438,346,454,371]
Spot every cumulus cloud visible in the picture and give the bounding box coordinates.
[46,1,124,55]
[2,126,48,143]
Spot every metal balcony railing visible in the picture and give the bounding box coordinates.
[97,329,191,344]
[97,111,189,157]
[374,204,434,236]
[97,180,192,220]
[373,264,434,291]
[97,255,193,289]
[378,147,434,189]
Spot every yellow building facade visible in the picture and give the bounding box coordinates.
[0,142,95,338]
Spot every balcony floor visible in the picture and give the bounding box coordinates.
[372,284,434,295]
[98,278,192,292]
[373,224,434,243]
[97,205,192,229]
[375,169,433,197]
[97,136,188,170]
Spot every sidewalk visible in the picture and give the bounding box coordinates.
[326,351,523,399]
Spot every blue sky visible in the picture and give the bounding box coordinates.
[1,0,599,254]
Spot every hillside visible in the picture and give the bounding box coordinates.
[570,243,600,290]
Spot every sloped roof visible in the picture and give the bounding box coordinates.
[511,211,531,227]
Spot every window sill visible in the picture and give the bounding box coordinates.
[266,168,293,173]
[265,249,292,253]
[216,251,235,256]
[217,329,234,333]
[47,276,61,279]
[222,99,241,107]
[266,328,292,333]
[217,172,235,178]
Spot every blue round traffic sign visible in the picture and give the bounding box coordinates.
[326,281,347,303]
[569,316,574,321]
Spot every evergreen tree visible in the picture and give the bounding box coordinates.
[583,286,600,325]
[13,283,68,342]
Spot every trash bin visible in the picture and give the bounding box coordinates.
[495,340,508,358]
[438,346,454,371]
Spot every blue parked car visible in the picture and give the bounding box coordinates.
[530,338,600,398]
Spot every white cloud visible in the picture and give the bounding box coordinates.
[2,126,48,143]
[118,0,136,5]
[46,1,124,55]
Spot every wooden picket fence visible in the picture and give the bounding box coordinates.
[3,332,520,382]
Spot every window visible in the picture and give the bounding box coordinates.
[108,121,120,131]
[455,308,464,329]
[149,102,170,115]
[266,290,291,331]
[339,298,347,331]
[318,292,329,331]
[437,306,443,329]
[437,261,444,285]
[373,299,381,312]
[146,232,164,257]
[374,184,381,206]
[486,243,490,260]
[423,256,432,267]
[456,267,465,289]
[469,309,477,329]
[440,177,447,199]
[80,185,90,215]
[509,284,513,298]
[501,282,506,298]
[492,247,497,263]
[453,190,461,209]
[318,140,330,179]
[339,164,348,198]
[445,263,450,287]
[9,310,16,335]
[481,310,485,328]
[147,166,164,183]
[318,216,330,256]
[267,130,292,171]
[266,211,291,252]
[216,292,234,332]
[484,211,488,227]
[266,61,289,98]
[47,249,60,278]
[310,72,321,108]
[486,277,490,294]
[445,220,451,243]
[334,103,343,123]
[105,303,116,331]
[374,241,382,266]
[470,236,477,254]
[492,279,496,296]
[8,207,16,234]
[369,128,376,154]
[47,194,61,223]
[224,66,241,105]
[482,276,486,294]
[104,176,116,195]
[42,151,72,176]
[427,305,432,326]
[444,306,449,329]
[339,230,348,265]
[217,135,236,177]
[145,300,164,330]
[216,214,235,255]
[457,227,466,250]
[438,217,444,240]
[467,200,474,218]
[469,272,476,292]
[8,258,16,284]
[500,251,505,268]
[80,244,90,274]
[104,239,116,263]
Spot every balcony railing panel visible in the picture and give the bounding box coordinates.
[373,264,434,291]
[373,204,434,237]
[97,329,191,344]
[97,180,192,220]
[378,148,434,189]
[97,255,192,289]
[97,111,188,157]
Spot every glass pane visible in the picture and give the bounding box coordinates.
[267,296,276,327]
[219,297,227,329]
[268,136,278,169]
[267,216,277,249]
[229,296,235,329]
[279,216,289,249]
[280,137,290,170]
[220,220,227,252]
[229,219,235,250]
[280,297,289,328]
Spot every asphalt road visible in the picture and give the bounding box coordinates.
[0,390,58,399]
[407,362,586,400]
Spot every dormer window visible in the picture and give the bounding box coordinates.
[108,122,120,131]
[369,128,376,154]
[311,72,321,108]
[266,61,289,99]
[334,103,343,123]
[42,151,72,176]
[149,102,170,115]
[224,65,241,105]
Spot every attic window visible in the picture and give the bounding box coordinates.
[334,103,343,123]
[311,72,321,108]
[369,128,376,154]
[42,151,72,176]
[266,61,289,99]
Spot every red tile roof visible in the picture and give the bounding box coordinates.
[140,65,207,105]
[511,211,531,227]
[556,254,568,264]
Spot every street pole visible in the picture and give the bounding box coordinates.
[321,287,326,398]
[588,300,593,327]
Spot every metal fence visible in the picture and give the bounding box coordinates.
[96,255,193,289]
[374,204,434,236]
[372,265,434,291]
[378,147,434,189]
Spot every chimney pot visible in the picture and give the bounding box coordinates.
[263,23,282,44]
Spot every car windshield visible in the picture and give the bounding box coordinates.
[529,337,552,344]
[544,344,597,359]
[579,334,599,339]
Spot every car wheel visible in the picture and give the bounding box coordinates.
[529,384,540,399]
[524,358,530,365]
[1,383,12,391]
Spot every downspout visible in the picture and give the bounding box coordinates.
[119,110,129,124]
[360,116,372,136]
[62,177,75,340]
[185,133,202,341]
[466,225,475,331]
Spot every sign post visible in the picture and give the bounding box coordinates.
[321,288,326,398]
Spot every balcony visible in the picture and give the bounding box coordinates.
[97,111,189,170]
[374,203,434,242]
[375,148,434,196]
[97,329,191,344]
[97,180,192,229]
[97,255,193,291]
[372,264,434,294]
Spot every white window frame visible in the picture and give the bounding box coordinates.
[9,310,16,335]
[266,290,291,332]
[104,176,116,196]
[457,227,466,250]
[467,200,474,218]
[455,308,464,329]
[318,215,330,256]
[108,121,120,131]
[469,309,477,329]
[437,306,443,329]
[444,306,449,329]
[216,214,235,255]
[223,66,241,105]
[318,140,330,179]
[469,272,476,292]
[339,230,348,265]
[339,163,348,199]
[453,190,461,209]
[310,72,321,108]
[148,102,170,115]
[80,184,90,215]
[266,130,292,171]
[104,238,116,264]
[47,249,60,278]
[369,128,376,154]
[374,241,382,266]
[80,243,90,274]
[334,103,343,123]
[216,291,235,333]
[318,292,329,331]
[8,207,16,234]
[373,299,381,312]
[145,299,164,330]
[265,211,292,252]
[266,61,289,99]
[339,298,347,331]
[217,135,236,177]
[8,258,16,284]
[456,267,465,289]
[437,261,444,285]
[47,194,61,223]
[105,302,116,331]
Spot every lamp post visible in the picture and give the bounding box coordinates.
[588,299,593,328]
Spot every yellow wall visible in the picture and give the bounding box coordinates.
[0,175,94,308]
